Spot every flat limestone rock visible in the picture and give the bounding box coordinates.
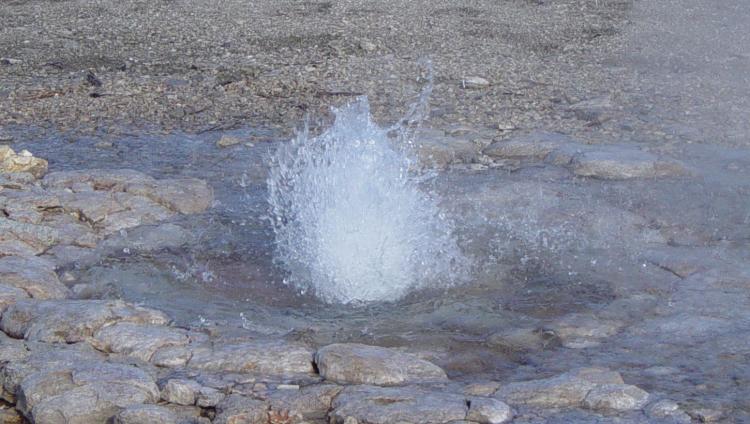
[90,322,190,362]
[329,385,468,424]
[0,218,60,251]
[483,131,574,160]
[582,384,650,412]
[214,394,268,424]
[114,404,179,424]
[494,367,624,408]
[188,339,315,376]
[315,343,448,386]
[267,384,342,421]
[571,147,686,179]
[0,299,170,343]
[415,128,479,169]
[0,255,71,300]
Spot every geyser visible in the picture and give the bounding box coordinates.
[267,97,467,304]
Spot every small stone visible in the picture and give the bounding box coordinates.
[686,407,724,422]
[461,76,490,89]
[466,397,512,423]
[464,382,502,397]
[582,384,650,412]
[196,386,225,407]
[216,135,241,148]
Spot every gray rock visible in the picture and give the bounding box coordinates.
[582,384,650,412]
[214,394,268,424]
[463,382,502,397]
[545,313,623,349]
[216,135,241,148]
[315,343,448,386]
[0,283,29,314]
[330,385,468,424]
[569,96,613,123]
[196,385,225,407]
[494,367,623,408]
[188,339,315,376]
[0,239,39,257]
[267,384,342,421]
[152,345,193,368]
[571,146,686,179]
[461,76,490,89]
[466,397,513,424]
[0,255,71,300]
[42,244,99,269]
[487,327,560,354]
[415,128,478,169]
[17,361,160,423]
[483,131,574,160]
[114,404,179,424]
[646,399,691,423]
[0,299,170,342]
[90,322,190,362]
[100,223,193,254]
[161,378,202,405]
[0,218,60,252]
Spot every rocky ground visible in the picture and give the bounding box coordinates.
[2,0,750,422]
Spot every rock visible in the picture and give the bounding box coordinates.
[196,385,225,407]
[461,76,490,89]
[267,384,342,421]
[114,404,179,424]
[545,313,623,349]
[0,239,40,257]
[686,406,724,422]
[0,407,23,423]
[0,218,60,251]
[330,385,468,424]
[214,394,268,424]
[415,128,478,169]
[0,284,30,313]
[0,146,47,178]
[0,255,71,300]
[464,382,502,397]
[188,339,315,376]
[571,146,686,179]
[483,131,574,160]
[100,223,193,254]
[161,378,202,405]
[466,397,513,424]
[0,299,170,342]
[569,96,613,123]
[315,343,448,386]
[494,367,623,408]
[17,361,160,423]
[42,244,99,269]
[90,322,190,362]
[487,327,560,353]
[141,178,213,214]
[646,399,691,423]
[216,135,241,147]
[582,384,650,412]
[151,345,193,368]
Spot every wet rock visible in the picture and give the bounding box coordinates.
[415,128,478,169]
[188,339,315,376]
[0,146,47,178]
[90,322,190,362]
[146,178,213,214]
[267,384,342,421]
[483,131,573,160]
[315,343,448,386]
[646,399,691,423]
[330,385,468,424]
[161,378,202,405]
[461,76,490,89]
[17,361,160,423]
[0,299,170,342]
[101,223,193,254]
[466,397,513,423]
[582,383,650,412]
[487,327,560,353]
[494,367,623,408]
[114,404,179,424]
[464,382,502,397]
[571,146,686,179]
[0,256,71,300]
[216,135,241,148]
[546,313,623,349]
[686,406,723,422]
[214,394,268,424]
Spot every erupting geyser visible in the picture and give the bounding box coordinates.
[267,97,468,304]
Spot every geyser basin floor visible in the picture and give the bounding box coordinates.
[9,128,750,421]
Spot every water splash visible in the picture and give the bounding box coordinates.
[267,97,468,304]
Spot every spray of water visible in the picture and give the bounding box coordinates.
[267,90,468,304]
